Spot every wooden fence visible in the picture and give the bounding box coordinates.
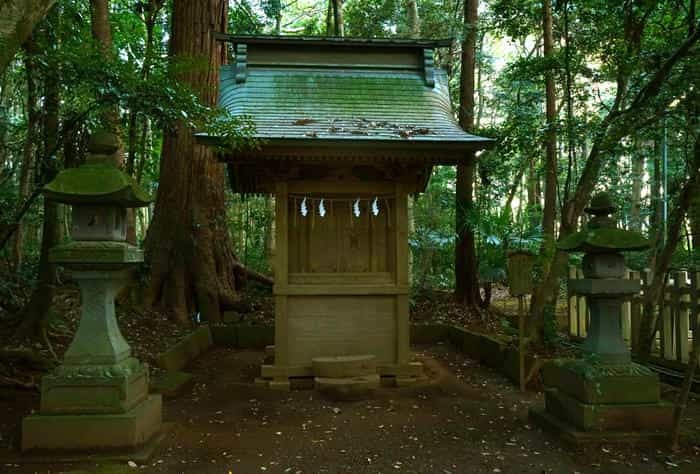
[568,267,700,367]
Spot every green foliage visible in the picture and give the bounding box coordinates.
[344,0,400,37]
[201,110,258,154]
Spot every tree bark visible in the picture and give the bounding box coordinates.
[638,127,700,361]
[11,36,39,270]
[326,0,333,36]
[629,145,644,230]
[16,9,61,339]
[455,0,480,308]
[0,0,57,74]
[528,0,559,342]
[144,0,240,325]
[332,0,344,37]
[531,6,700,336]
[405,0,420,38]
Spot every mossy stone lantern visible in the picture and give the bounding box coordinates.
[22,132,163,455]
[558,192,649,363]
[530,192,672,443]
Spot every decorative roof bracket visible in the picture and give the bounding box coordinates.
[235,44,248,84]
[423,48,435,87]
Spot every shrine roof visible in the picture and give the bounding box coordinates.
[198,35,493,160]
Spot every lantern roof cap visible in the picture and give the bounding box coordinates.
[584,192,617,216]
[558,193,649,253]
[43,132,151,207]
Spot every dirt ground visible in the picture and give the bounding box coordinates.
[1,344,700,474]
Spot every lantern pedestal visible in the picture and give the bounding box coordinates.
[530,360,673,444]
[20,131,162,457]
[529,193,672,444]
[22,266,163,454]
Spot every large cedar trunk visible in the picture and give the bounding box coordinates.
[454,0,481,307]
[332,0,344,37]
[528,0,558,342]
[11,37,39,270]
[16,13,61,339]
[144,0,239,325]
[0,0,57,74]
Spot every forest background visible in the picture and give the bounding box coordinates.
[0,0,699,360]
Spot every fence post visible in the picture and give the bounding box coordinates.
[568,265,579,338]
[691,272,700,365]
[661,273,675,361]
[577,267,588,337]
[630,270,642,353]
[621,269,632,346]
[677,272,690,363]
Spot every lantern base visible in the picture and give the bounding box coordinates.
[21,394,162,454]
[529,406,670,446]
[530,360,672,444]
[38,357,150,414]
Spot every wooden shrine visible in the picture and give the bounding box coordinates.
[199,35,493,388]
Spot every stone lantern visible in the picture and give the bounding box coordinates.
[22,132,163,455]
[530,193,672,443]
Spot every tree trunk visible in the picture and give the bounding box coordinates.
[332,0,344,37]
[629,145,644,230]
[670,306,700,450]
[0,0,57,74]
[11,36,39,270]
[530,7,700,338]
[89,0,121,148]
[526,156,541,228]
[326,0,333,36]
[455,0,480,308]
[16,10,61,339]
[638,129,700,360]
[529,0,558,342]
[144,0,240,325]
[405,0,420,38]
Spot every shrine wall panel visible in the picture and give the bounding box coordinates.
[287,196,395,274]
[286,295,397,366]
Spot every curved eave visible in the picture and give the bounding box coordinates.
[196,133,494,164]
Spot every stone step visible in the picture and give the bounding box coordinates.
[312,355,377,378]
[314,375,380,400]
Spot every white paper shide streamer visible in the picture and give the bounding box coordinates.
[353,198,361,217]
[319,199,326,218]
[300,197,308,217]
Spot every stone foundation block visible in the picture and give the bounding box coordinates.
[40,358,149,415]
[529,406,669,446]
[542,360,660,404]
[315,375,380,400]
[22,394,162,452]
[544,388,673,432]
[312,355,377,378]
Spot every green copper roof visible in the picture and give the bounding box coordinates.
[43,163,151,207]
[206,65,492,152]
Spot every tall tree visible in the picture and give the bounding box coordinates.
[11,37,40,270]
[455,0,480,307]
[528,0,558,340]
[145,0,241,325]
[331,0,344,36]
[0,0,57,74]
[530,2,700,340]
[89,0,121,152]
[16,7,61,341]
[405,0,420,38]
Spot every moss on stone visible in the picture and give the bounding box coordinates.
[558,228,649,253]
[43,163,150,207]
